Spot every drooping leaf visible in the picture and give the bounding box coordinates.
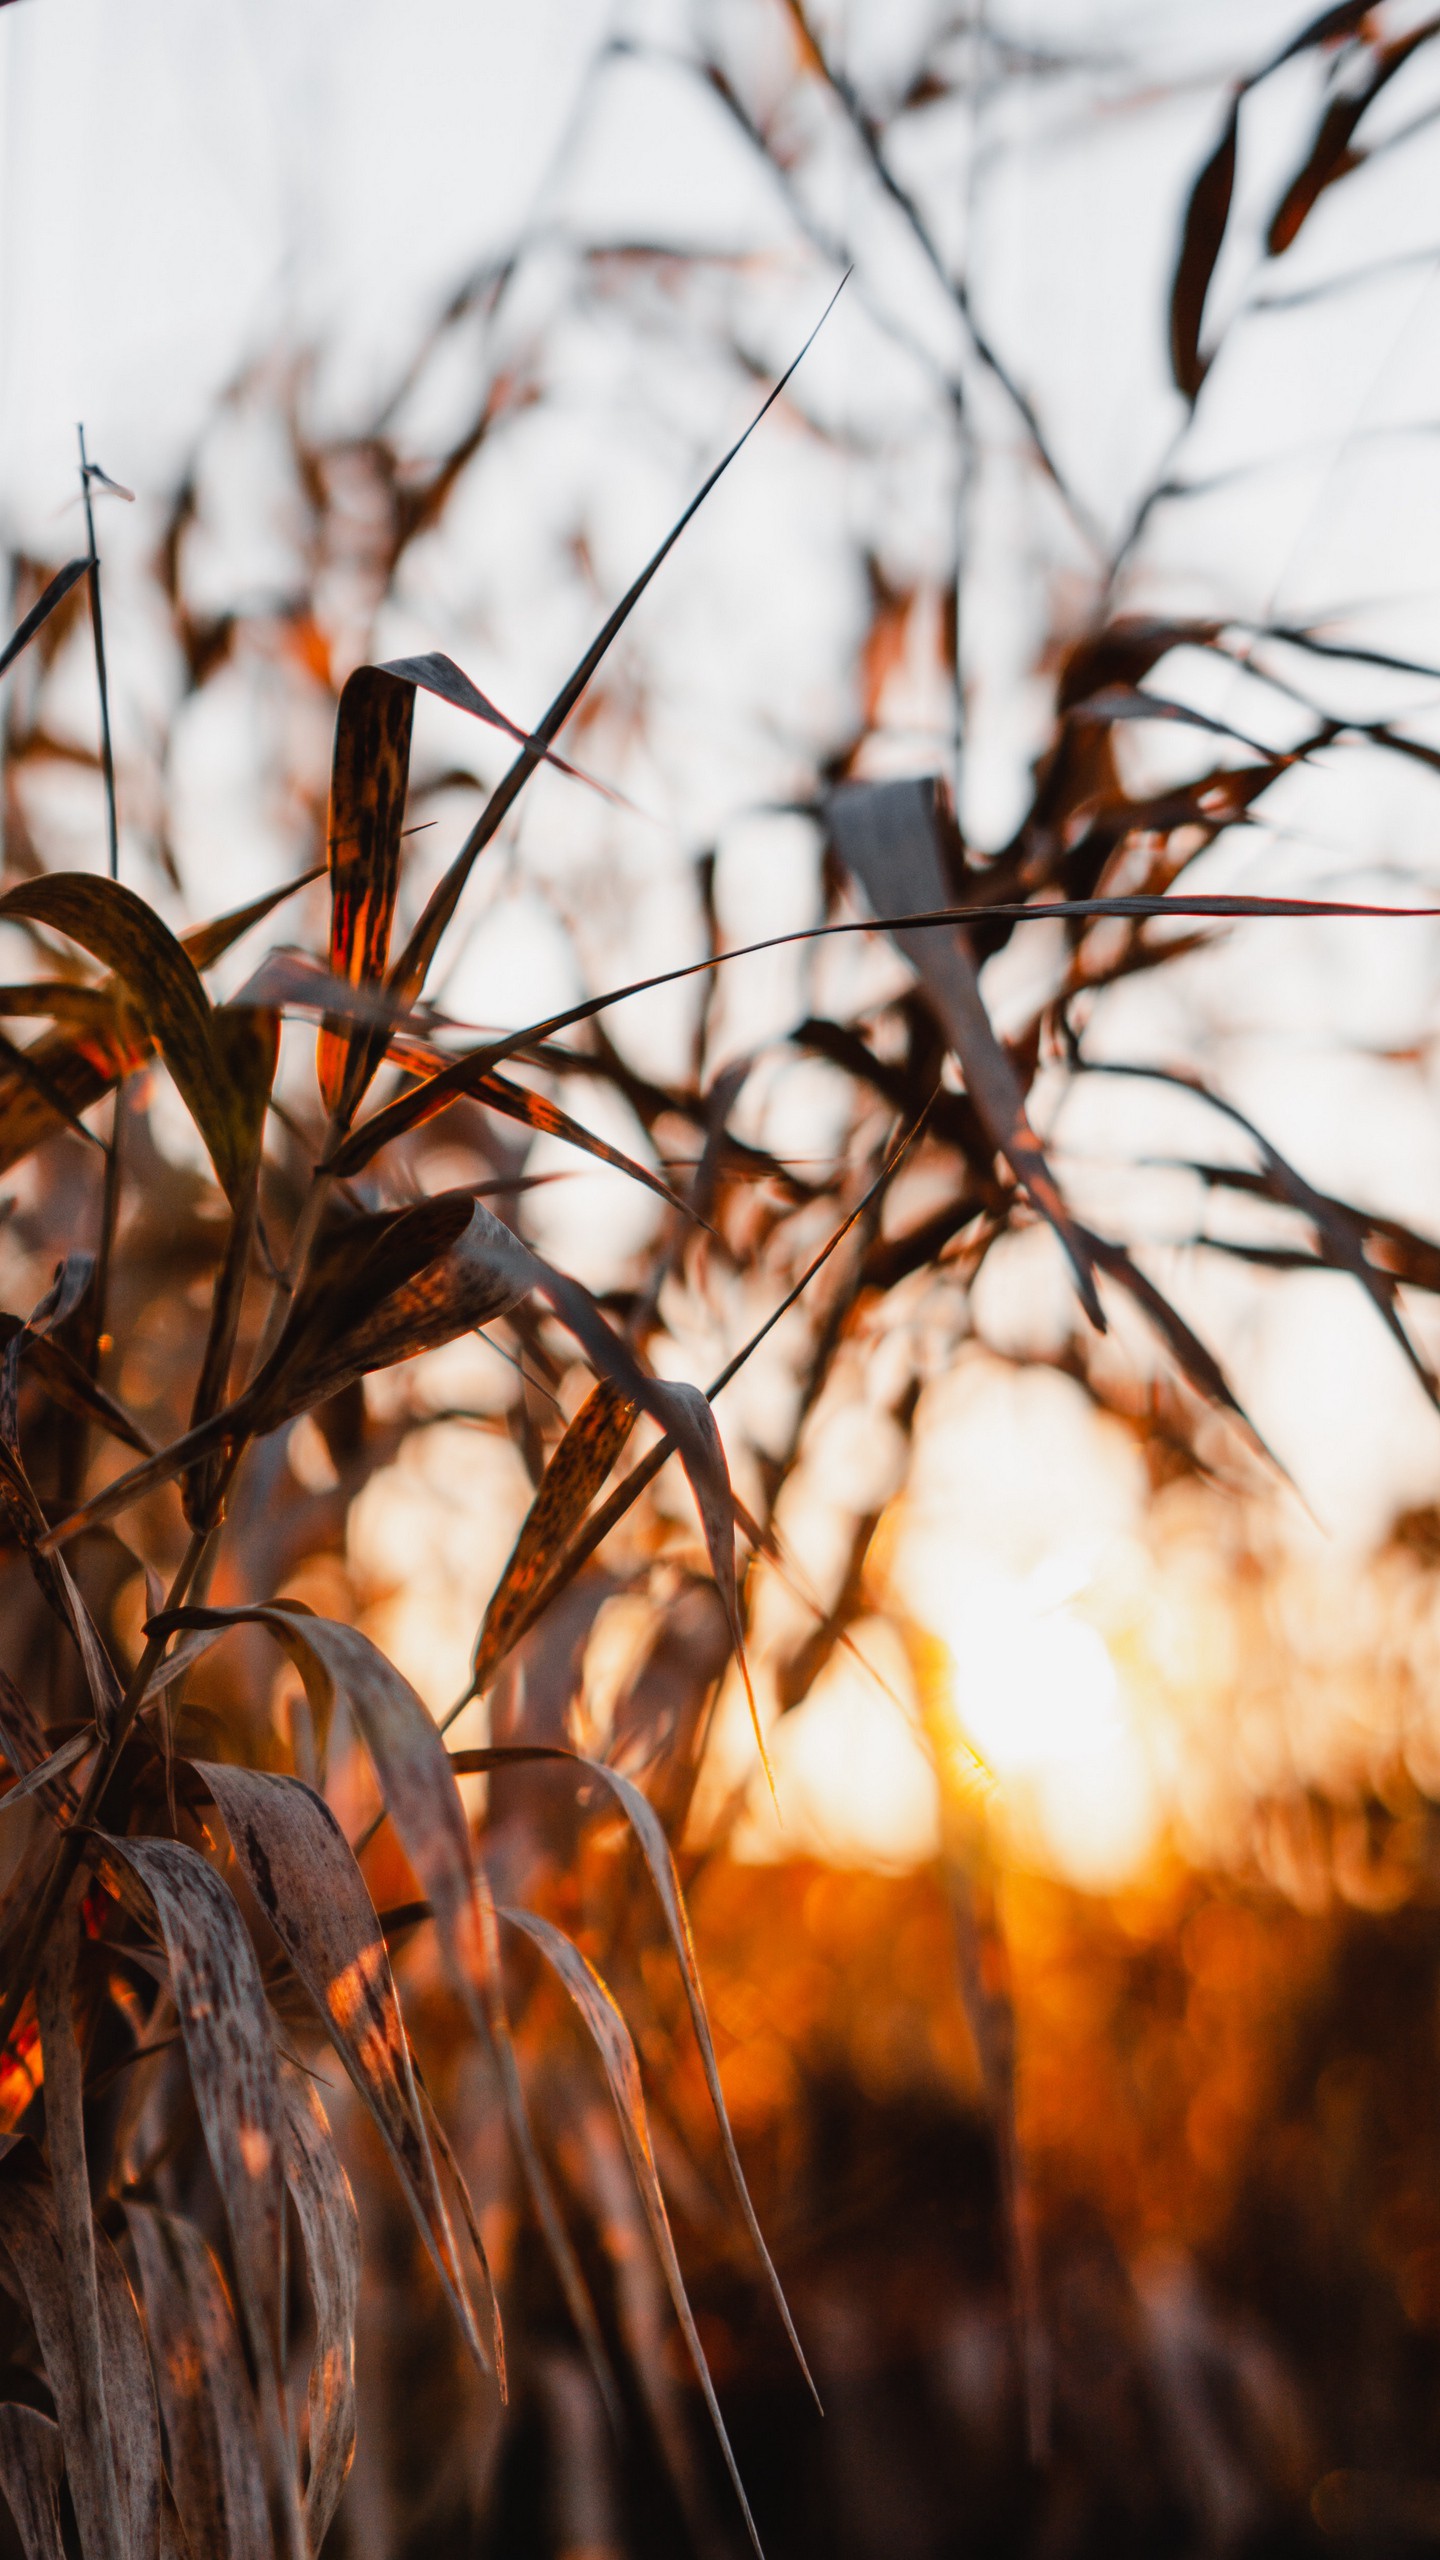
[1170,97,1239,399]
[34,1911,125,2560]
[106,1839,302,2560]
[1090,1059,1440,1405]
[157,1608,608,2415]
[126,2203,271,2560]
[0,2404,66,2560]
[0,2152,121,2560]
[279,2064,360,2549]
[0,559,92,683]
[0,2161,169,2560]
[452,1740,815,2403]
[0,878,272,1203]
[502,1906,765,2559]
[829,777,1105,1328]
[194,1757,491,2376]
[471,1380,637,1696]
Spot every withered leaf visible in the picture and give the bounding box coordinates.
[194,1757,490,2376]
[0,2404,66,2560]
[452,1741,814,2402]
[126,2203,271,2560]
[106,1839,302,2560]
[503,1907,765,2559]
[35,1915,124,2560]
[279,2063,359,2549]
[0,559,92,683]
[316,667,415,1118]
[471,1379,637,1695]
[828,776,1105,1328]
[1170,98,1239,400]
[0,878,274,1203]
[159,1608,593,2401]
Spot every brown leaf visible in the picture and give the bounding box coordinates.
[471,1380,638,1696]
[452,1741,814,2403]
[828,777,1105,1328]
[194,1758,491,2377]
[0,560,92,682]
[1170,99,1239,399]
[126,2203,271,2560]
[0,2147,121,2560]
[106,1840,302,2560]
[0,2161,169,2560]
[0,878,272,1203]
[0,2404,66,2560]
[502,1907,765,2559]
[279,2065,359,2552]
[159,1608,606,2415]
[0,872,312,1184]
[316,667,415,1118]
[35,1912,124,2560]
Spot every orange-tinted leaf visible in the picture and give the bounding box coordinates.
[279,2064,359,2547]
[472,1380,637,1695]
[160,1608,605,2413]
[126,2202,270,2560]
[453,1740,814,2403]
[0,878,270,1202]
[317,667,415,1116]
[195,1758,491,2377]
[502,1907,765,2559]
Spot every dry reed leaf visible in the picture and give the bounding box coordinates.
[0,560,92,683]
[0,879,275,1202]
[161,1606,605,2414]
[0,870,316,1181]
[278,2063,360,2551]
[35,1913,124,2560]
[0,2165,169,2560]
[452,1740,815,2403]
[471,1379,638,1696]
[106,1839,303,2560]
[502,1905,765,2559]
[126,2203,271,2560]
[0,2404,67,2560]
[317,666,415,1117]
[1169,99,1238,399]
[194,1758,490,2376]
[828,776,1105,1328]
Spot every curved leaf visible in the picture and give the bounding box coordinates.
[194,1757,492,2377]
[502,1906,764,2560]
[1170,99,1239,400]
[126,2203,271,2560]
[452,1740,815,2403]
[471,1379,637,1696]
[279,2064,360,2548]
[106,1839,302,2560]
[0,2404,66,2560]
